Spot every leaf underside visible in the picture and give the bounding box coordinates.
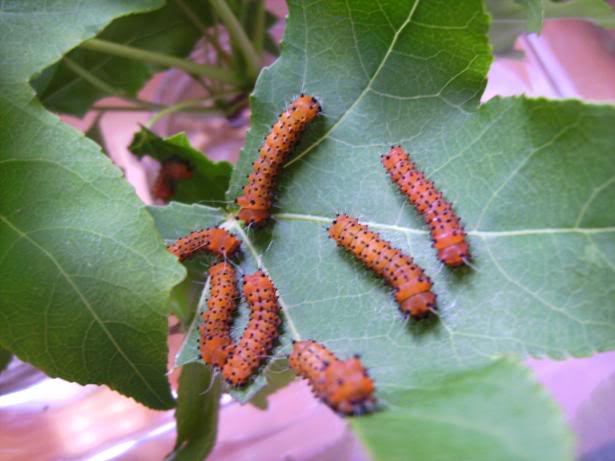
[0,0,185,410]
[31,0,215,116]
[155,0,614,456]
[352,359,574,461]
[165,0,615,398]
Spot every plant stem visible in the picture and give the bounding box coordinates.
[63,57,125,97]
[209,0,260,79]
[147,102,220,128]
[91,106,155,112]
[80,38,241,84]
[173,0,234,66]
[63,57,162,109]
[93,105,202,112]
[174,0,208,34]
[145,91,241,127]
[188,74,212,93]
[252,0,266,56]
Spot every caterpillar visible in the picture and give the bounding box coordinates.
[152,159,192,202]
[167,228,241,261]
[236,94,321,226]
[327,214,436,319]
[381,145,470,267]
[222,270,282,386]
[198,262,239,368]
[289,340,375,415]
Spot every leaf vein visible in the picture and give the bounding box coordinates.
[285,0,423,168]
[0,214,168,405]
[225,219,302,340]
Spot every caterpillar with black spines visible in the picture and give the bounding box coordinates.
[381,145,470,267]
[236,94,321,226]
[222,270,282,386]
[167,228,241,261]
[289,339,376,415]
[198,261,239,368]
[327,214,436,319]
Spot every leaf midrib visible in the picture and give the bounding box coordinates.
[273,212,615,237]
[211,210,615,349]
[224,219,302,340]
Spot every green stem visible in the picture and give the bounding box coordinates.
[173,0,234,66]
[80,38,241,84]
[174,0,208,34]
[145,91,241,127]
[63,57,162,109]
[91,106,155,112]
[93,105,196,112]
[252,0,266,56]
[209,0,260,79]
[188,74,212,93]
[63,57,125,97]
[147,103,220,127]
[237,1,248,28]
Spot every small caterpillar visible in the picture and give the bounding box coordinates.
[327,214,436,319]
[152,159,192,202]
[222,270,281,386]
[289,340,375,415]
[198,262,239,368]
[167,228,241,261]
[236,94,321,226]
[381,145,470,267]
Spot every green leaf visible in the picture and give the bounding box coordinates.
[152,1,613,456]
[166,0,614,412]
[130,127,232,205]
[0,0,185,410]
[150,202,284,402]
[222,0,615,396]
[519,0,545,32]
[166,362,221,461]
[352,359,574,461]
[486,0,615,54]
[166,259,211,328]
[148,202,228,326]
[248,358,295,409]
[0,347,12,374]
[32,0,214,116]
[148,201,228,236]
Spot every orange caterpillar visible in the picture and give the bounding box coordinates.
[381,146,470,267]
[152,159,192,202]
[289,340,375,415]
[167,228,240,261]
[198,262,239,368]
[328,214,436,319]
[222,271,281,386]
[236,94,321,226]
